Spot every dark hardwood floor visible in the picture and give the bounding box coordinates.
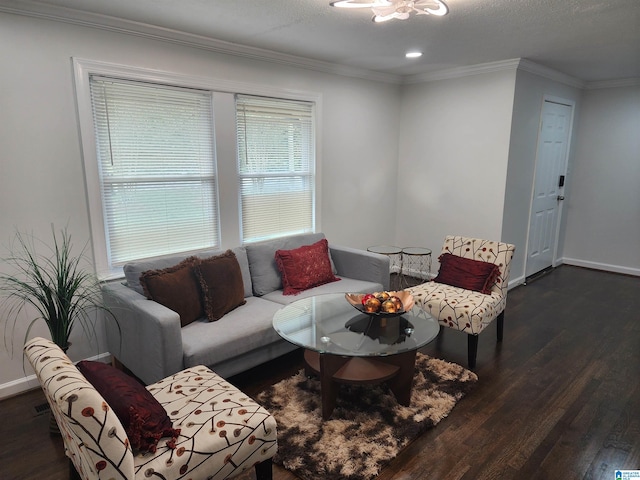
[1,265,638,479]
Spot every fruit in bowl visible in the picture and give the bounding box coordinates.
[365,291,403,312]
[389,295,403,311]
[381,298,399,313]
[375,291,390,302]
[363,296,382,313]
[345,291,414,314]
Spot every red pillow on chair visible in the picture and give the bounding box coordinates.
[78,361,180,453]
[433,253,500,295]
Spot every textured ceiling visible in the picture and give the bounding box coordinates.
[3,0,640,83]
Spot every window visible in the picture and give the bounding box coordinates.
[89,77,219,267]
[75,59,320,279]
[236,94,315,243]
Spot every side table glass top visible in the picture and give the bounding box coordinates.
[272,293,439,357]
[367,245,402,255]
[401,247,432,256]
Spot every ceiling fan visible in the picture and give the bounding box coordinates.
[330,0,449,23]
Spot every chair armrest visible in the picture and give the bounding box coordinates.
[102,281,183,385]
[329,244,390,290]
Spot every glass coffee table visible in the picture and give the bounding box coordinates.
[272,293,439,419]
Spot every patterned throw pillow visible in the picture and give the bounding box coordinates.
[77,360,180,454]
[433,253,500,295]
[195,250,247,321]
[139,256,203,327]
[275,238,340,295]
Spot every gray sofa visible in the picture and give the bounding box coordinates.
[102,233,390,385]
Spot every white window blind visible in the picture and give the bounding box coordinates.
[89,76,219,266]
[236,94,315,243]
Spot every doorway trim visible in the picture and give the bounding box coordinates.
[524,94,576,280]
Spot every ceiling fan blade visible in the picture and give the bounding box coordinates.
[415,0,449,16]
[331,0,391,8]
[372,5,398,16]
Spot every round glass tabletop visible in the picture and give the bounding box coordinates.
[272,293,439,357]
[402,247,432,256]
[367,245,402,255]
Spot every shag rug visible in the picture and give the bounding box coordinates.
[256,353,478,480]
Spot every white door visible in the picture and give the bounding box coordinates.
[525,99,573,278]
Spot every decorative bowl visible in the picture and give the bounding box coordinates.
[344,291,415,317]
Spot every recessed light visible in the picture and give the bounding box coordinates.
[406,51,423,59]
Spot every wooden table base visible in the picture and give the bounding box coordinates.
[304,349,418,420]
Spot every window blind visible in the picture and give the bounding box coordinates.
[89,76,219,266]
[236,95,315,243]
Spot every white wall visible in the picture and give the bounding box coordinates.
[562,85,640,275]
[395,70,517,264]
[0,12,401,394]
[503,69,583,284]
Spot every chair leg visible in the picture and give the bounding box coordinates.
[435,325,444,346]
[497,311,505,342]
[254,458,273,480]
[467,334,478,370]
[69,459,81,480]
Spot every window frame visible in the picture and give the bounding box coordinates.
[236,94,317,244]
[73,58,323,279]
[89,75,221,268]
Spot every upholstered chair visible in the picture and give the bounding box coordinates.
[24,337,277,480]
[408,236,515,369]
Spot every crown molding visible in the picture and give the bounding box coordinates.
[585,78,640,90]
[516,59,585,89]
[402,58,523,85]
[403,58,591,89]
[515,59,638,91]
[0,0,403,85]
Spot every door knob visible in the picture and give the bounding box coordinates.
[557,195,565,201]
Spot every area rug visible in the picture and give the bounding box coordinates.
[255,353,478,480]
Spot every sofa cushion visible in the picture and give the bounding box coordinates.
[139,256,203,327]
[196,250,247,321]
[275,238,340,295]
[181,297,285,370]
[230,246,253,298]
[246,232,328,296]
[124,246,253,298]
[77,360,180,454]
[433,253,500,295]
[125,254,196,296]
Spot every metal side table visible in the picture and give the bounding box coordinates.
[367,245,403,277]
[400,247,432,288]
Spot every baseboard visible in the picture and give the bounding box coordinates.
[561,257,640,277]
[508,275,526,289]
[0,351,112,401]
[0,375,42,400]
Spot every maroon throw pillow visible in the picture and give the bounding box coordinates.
[195,250,247,322]
[275,238,340,295]
[77,361,180,453]
[433,253,500,295]
[139,256,203,327]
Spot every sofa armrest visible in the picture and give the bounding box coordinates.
[329,245,390,290]
[102,281,183,385]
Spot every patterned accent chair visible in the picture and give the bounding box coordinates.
[408,236,515,369]
[24,337,277,480]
